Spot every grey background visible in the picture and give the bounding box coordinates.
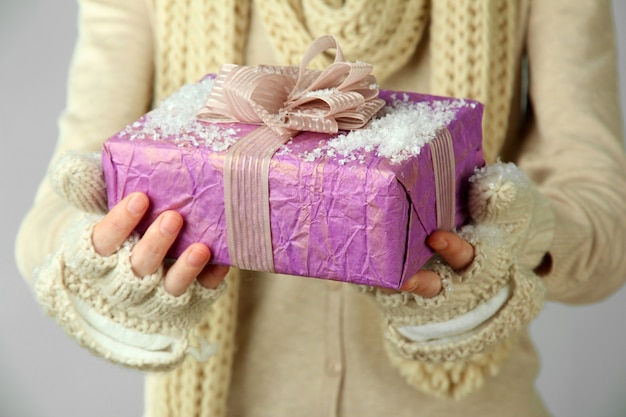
[1,2,625,416]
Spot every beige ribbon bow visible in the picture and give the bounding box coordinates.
[197,35,385,138]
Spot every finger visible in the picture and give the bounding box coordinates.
[163,243,212,296]
[427,230,474,270]
[93,192,149,256]
[399,270,442,298]
[131,211,183,277]
[197,264,230,290]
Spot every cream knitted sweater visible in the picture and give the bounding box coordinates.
[15,1,626,416]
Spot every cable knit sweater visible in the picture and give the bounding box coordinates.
[15,0,626,416]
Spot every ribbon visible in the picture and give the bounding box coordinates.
[197,35,385,138]
[198,35,385,272]
[430,128,456,232]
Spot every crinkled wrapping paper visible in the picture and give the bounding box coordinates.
[102,89,484,289]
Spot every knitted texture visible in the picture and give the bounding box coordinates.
[34,215,226,371]
[144,274,240,417]
[256,0,429,81]
[49,152,108,214]
[361,163,550,398]
[146,0,525,413]
[469,161,555,269]
[153,0,250,105]
[386,333,518,399]
[430,0,522,163]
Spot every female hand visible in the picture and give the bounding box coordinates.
[382,230,475,298]
[92,192,229,296]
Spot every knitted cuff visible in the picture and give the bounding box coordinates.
[379,265,544,399]
[383,265,544,362]
[386,332,519,400]
[131,280,227,325]
[34,214,227,371]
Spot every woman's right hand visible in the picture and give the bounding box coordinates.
[35,152,229,370]
[93,192,229,296]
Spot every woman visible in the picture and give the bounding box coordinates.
[16,1,626,416]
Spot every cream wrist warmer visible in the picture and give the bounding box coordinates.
[34,152,227,371]
[361,162,554,399]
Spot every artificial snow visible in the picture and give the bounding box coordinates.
[296,93,472,165]
[121,79,472,163]
[120,77,238,152]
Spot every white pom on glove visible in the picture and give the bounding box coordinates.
[360,162,554,399]
[35,152,226,371]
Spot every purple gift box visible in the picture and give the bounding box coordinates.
[102,76,484,289]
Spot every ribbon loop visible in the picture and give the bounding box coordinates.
[198,36,385,136]
[295,35,345,91]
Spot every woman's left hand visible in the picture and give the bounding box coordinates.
[392,231,475,297]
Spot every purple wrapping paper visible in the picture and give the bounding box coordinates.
[102,87,484,289]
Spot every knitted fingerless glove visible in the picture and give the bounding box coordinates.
[35,152,226,371]
[361,162,554,399]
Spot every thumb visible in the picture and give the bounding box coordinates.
[467,162,537,252]
[467,162,534,226]
[50,151,108,214]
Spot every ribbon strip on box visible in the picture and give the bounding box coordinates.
[197,35,455,273]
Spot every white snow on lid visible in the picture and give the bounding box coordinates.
[120,77,238,152]
[121,79,474,162]
[295,94,474,164]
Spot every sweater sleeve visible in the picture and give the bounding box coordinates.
[516,0,626,304]
[15,0,155,283]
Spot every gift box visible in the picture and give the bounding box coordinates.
[102,38,484,289]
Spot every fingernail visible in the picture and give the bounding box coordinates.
[187,247,210,267]
[160,213,182,236]
[429,239,448,251]
[401,275,420,292]
[127,193,147,215]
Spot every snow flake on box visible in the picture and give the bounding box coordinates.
[292,93,474,165]
[120,79,473,164]
[120,77,238,152]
